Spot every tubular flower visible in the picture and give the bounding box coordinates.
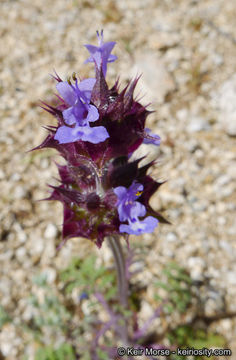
[114,182,158,235]
[143,128,161,146]
[34,32,168,248]
[84,30,117,76]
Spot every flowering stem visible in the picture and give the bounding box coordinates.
[107,236,130,351]
[107,236,128,307]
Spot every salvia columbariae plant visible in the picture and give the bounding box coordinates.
[34,30,169,359]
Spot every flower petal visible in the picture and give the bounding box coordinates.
[78,78,96,102]
[62,107,77,125]
[56,81,77,106]
[119,216,158,235]
[108,54,118,63]
[143,128,161,146]
[129,182,144,199]
[129,201,146,219]
[84,44,102,67]
[142,216,158,232]
[86,104,99,123]
[80,125,109,144]
[54,125,83,144]
[113,186,127,200]
[117,203,130,222]
[101,42,116,59]
[84,34,117,76]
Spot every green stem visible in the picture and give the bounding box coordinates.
[107,236,132,353]
[107,236,128,307]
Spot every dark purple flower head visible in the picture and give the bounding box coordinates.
[34,31,168,248]
[84,30,117,76]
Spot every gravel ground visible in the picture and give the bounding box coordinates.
[0,0,236,358]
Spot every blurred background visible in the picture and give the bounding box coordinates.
[0,0,235,358]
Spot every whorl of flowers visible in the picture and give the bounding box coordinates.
[34,31,168,248]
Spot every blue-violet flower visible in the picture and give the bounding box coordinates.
[54,78,109,144]
[114,182,158,235]
[84,30,117,76]
[143,128,161,146]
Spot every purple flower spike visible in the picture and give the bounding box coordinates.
[143,128,161,146]
[34,32,168,248]
[114,181,158,235]
[54,79,109,144]
[84,30,117,76]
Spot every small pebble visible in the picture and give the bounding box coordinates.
[44,223,58,239]
[187,117,210,132]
